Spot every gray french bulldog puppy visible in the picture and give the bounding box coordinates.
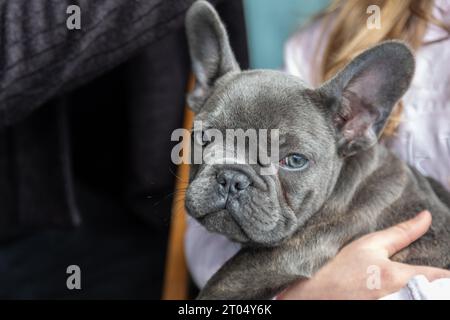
[184,1,450,300]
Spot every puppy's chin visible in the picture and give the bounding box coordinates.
[197,210,250,244]
[194,208,296,247]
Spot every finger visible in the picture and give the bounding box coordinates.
[388,262,450,291]
[363,211,432,257]
[379,262,450,293]
[375,262,450,295]
[407,265,450,282]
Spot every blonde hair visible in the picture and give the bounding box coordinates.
[318,0,449,137]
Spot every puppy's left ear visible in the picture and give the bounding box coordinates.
[185,0,240,113]
[318,41,415,157]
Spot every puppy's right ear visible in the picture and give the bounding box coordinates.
[185,0,240,113]
[317,41,415,157]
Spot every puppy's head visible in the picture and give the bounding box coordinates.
[184,1,415,246]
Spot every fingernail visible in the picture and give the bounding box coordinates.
[417,210,431,219]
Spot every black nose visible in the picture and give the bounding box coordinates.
[216,170,251,195]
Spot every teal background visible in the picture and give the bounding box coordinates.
[243,0,330,69]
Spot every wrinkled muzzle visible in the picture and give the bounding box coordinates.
[185,163,298,246]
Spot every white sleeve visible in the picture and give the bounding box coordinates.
[184,215,241,289]
[380,275,450,300]
[284,35,314,84]
[283,17,331,87]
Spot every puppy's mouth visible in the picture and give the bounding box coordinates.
[188,195,292,246]
[195,208,251,243]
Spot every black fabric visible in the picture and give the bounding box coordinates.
[0,0,206,127]
[0,0,248,298]
[0,180,170,299]
[0,100,80,239]
[0,0,204,237]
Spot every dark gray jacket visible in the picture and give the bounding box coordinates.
[0,0,248,239]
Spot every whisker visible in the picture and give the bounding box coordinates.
[168,166,190,184]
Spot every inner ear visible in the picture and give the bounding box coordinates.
[185,1,240,113]
[334,89,381,157]
[319,41,415,157]
[334,67,392,154]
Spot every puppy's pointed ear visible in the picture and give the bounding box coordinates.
[318,41,415,157]
[185,0,240,113]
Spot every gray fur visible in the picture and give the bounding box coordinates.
[185,1,450,299]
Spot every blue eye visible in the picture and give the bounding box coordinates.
[279,154,309,170]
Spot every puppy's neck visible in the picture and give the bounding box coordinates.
[323,144,408,219]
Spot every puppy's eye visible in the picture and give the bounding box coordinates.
[279,153,309,171]
[193,130,211,146]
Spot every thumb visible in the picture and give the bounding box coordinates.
[364,210,432,257]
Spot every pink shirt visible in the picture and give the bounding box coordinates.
[185,1,450,298]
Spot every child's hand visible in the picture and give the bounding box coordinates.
[278,211,450,299]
